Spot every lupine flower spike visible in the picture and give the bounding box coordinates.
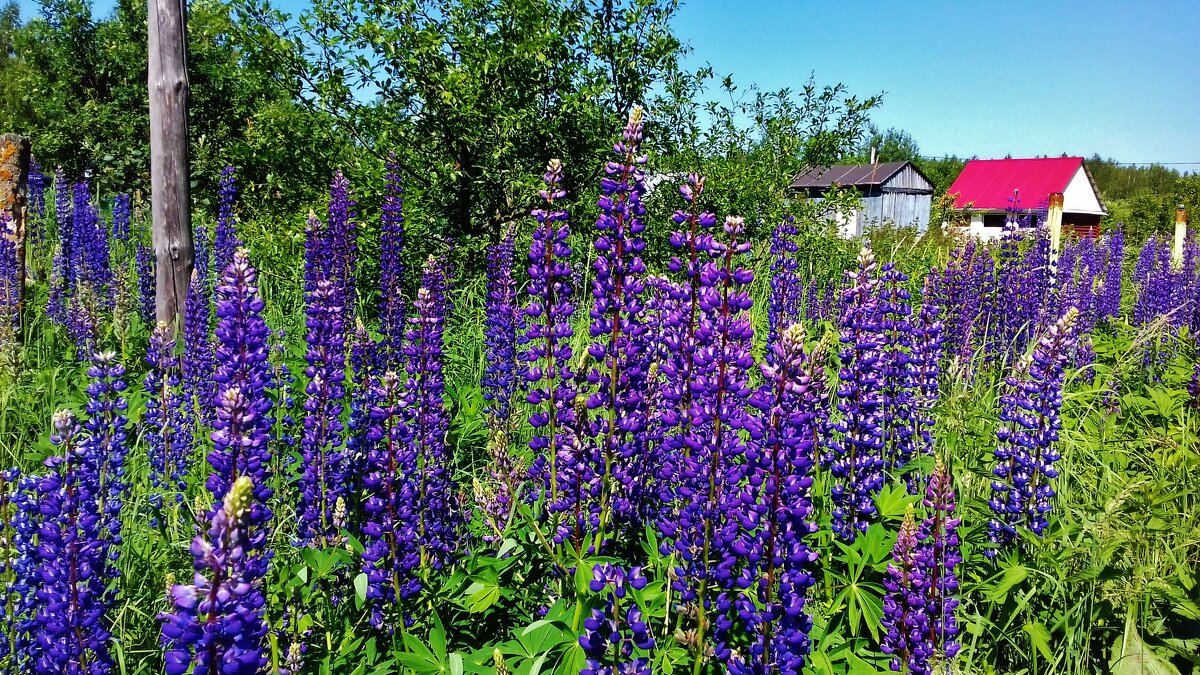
[159,476,270,675]
[988,307,1078,552]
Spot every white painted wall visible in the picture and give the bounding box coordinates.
[1062,167,1106,215]
[836,208,861,238]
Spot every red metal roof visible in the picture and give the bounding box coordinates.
[948,157,1084,211]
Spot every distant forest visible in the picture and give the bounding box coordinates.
[853,127,1199,239]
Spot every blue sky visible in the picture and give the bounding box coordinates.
[671,0,1200,170]
[21,0,1199,171]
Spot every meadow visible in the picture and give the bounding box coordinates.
[0,110,1198,675]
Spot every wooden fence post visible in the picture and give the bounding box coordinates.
[1172,205,1187,270]
[148,0,193,330]
[0,134,31,347]
[1047,191,1064,274]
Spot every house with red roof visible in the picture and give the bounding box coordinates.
[947,156,1106,240]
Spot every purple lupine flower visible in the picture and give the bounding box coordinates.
[916,458,961,670]
[824,246,887,540]
[47,168,73,324]
[878,262,918,474]
[213,166,242,279]
[1098,225,1123,322]
[298,277,349,547]
[483,222,519,423]
[137,243,156,326]
[728,322,823,675]
[587,107,652,538]
[343,321,379,520]
[361,370,422,629]
[327,170,358,334]
[183,270,216,427]
[209,249,274,547]
[159,476,269,675]
[27,159,47,228]
[73,182,113,304]
[657,174,714,499]
[4,469,39,670]
[145,322,192,522]
[110,193,132,248]
[767,216,802,345]
[908,279,943,466]
[33,409,114,672]
[934,241,980,368]
[988,307,1078,551]
[379,152,407,368]
[404,256,460,568]
[579,564,654,675]
[659,215,757,664]
[522,159,584,541]
[0,468,26,665]
[0,215,18,353]
[880,507,930,674]
[81,351,131,573]
[193,219,212,290]
[66,286,100,361]
[476,427,527,545]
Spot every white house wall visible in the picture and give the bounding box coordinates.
[1063,167,1106,215]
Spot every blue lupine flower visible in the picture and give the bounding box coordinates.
[159,476,269,675]
[183,270,215,427]
[659,215,757,665]
[483,222,519,423]
[209,249,274,551]
[361,371,422,628]
[988,307,1078,551]
[213,166,242,280]
[298,277,349,547]
[587,107,652,537]
[881,506,930,674]
[145,322,192,522]
[825,245,887,540]
[137,243,156,326]
[579,564,654,675]
[916,458,961,670]
[404,256,461,568]
[728,322,823,675]
[34,409,115,672]
[522,159,583,542]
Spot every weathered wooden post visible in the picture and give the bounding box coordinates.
[0,134,31,344]
[148,0,193,329]
[1047,191,1065,274]
[1172,205,1187,270]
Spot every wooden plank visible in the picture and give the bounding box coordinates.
[148,0,193,330]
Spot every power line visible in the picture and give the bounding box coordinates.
[915,154,1200,167]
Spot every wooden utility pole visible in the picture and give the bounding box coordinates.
[148,0,193,328]
[0,134,30,344]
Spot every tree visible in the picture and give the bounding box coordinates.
[228,0,682,240]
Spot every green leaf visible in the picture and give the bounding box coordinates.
[1110,623,1181,675]
[353,572,368,604]
[1023,621,1053,661]
[986,565,1028,603]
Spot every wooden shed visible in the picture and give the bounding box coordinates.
[789,160,935,237]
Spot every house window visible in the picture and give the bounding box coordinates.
[983,214,1006,228]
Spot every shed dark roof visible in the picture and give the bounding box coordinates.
[789,161,929,190]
